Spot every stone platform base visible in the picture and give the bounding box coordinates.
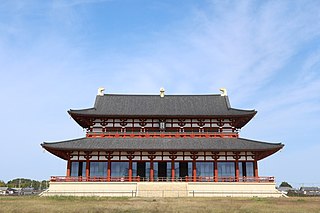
[41,182,283,197]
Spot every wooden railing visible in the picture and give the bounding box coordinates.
[86,132,238,138]
[50,176,274,183]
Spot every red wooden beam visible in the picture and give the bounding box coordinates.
[107,159,111,182]
[192,160,196,182]
[86,158,90,178]
[129,159,132,182]
[254,160,258,178]
[86,132,239,138]
[235,160,239,182]
[66,159,71,177]
[150,159,154,182]
[214,160,218,182]
[171,159,175,181]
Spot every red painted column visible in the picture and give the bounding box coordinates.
[107,159,111,182]
[214,160,218,182]
[129,159,132,182]
[86,158,90,178]
[66,159,71,177]
[254,160,258,180]
[171,159,175,181]
[150,159,154,182]
[235,160,239,182]
[192,160,197,182]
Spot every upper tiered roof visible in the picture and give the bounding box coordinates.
[68,90,257,128]
[69,94,256,117]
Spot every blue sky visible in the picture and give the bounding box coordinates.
[0,0,319,187]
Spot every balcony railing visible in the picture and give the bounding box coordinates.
[50,176,274,183]
[86,132,238,138]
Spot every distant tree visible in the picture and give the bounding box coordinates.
[40,180,50,190]
[0,180,6,187]
[6,178,49,190]
[279,181,292,188]
[7,178,29,188]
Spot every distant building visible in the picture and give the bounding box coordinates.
[41,88,284,197]
[21,188,35,195]
[0,187,19,195]
[278,186,293,195]
[11,188,22,195]
[300,187,320,196]
[0,187,8,195]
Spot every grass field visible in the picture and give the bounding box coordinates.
[0,196,319,213]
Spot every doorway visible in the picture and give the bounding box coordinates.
[137,162,146,178]
[158,162,167,178]
[179,162,188,178]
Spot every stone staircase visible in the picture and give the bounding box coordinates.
[137,182,188,197]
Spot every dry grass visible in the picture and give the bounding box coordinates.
[0,196,319,213]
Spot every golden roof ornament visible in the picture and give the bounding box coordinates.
[220,88,227,96]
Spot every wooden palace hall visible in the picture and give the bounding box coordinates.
[41,88,284,197]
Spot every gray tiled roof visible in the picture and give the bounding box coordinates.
[42,137,283,152]
[300,187,319,191]
[68,94,256,117]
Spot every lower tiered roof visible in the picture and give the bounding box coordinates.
[42,137,283,160]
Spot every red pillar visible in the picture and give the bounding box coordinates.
[192,160,197,182]
[66,159,71,177]
[235,160,239,182]
[214,160,218,182]
[171,159,175,181]
[254,160,258,180]
[129,159,132,182]
[86,158,90,178]
[150,159,154,182]
[107,159,111,181]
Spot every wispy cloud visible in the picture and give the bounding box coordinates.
[98,1,320,100]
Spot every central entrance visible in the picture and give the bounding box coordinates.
[158,162,167,178]
[179,162,188,178]
[137,162,146,178]
[133,161,194,180]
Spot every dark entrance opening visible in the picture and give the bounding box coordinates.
[179,162,188,178]
[137,162,146,178]
[242,162,247,177]
[158,162,167,178]
[78,162,83,176]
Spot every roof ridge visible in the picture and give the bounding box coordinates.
[100,94,223,96]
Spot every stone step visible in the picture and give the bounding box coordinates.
[137,182,188,197]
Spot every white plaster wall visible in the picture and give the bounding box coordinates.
[45,182,137,197]
[43,182,282,197]
[187,182,281,197]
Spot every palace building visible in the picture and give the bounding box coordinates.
[41,88,284,197]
